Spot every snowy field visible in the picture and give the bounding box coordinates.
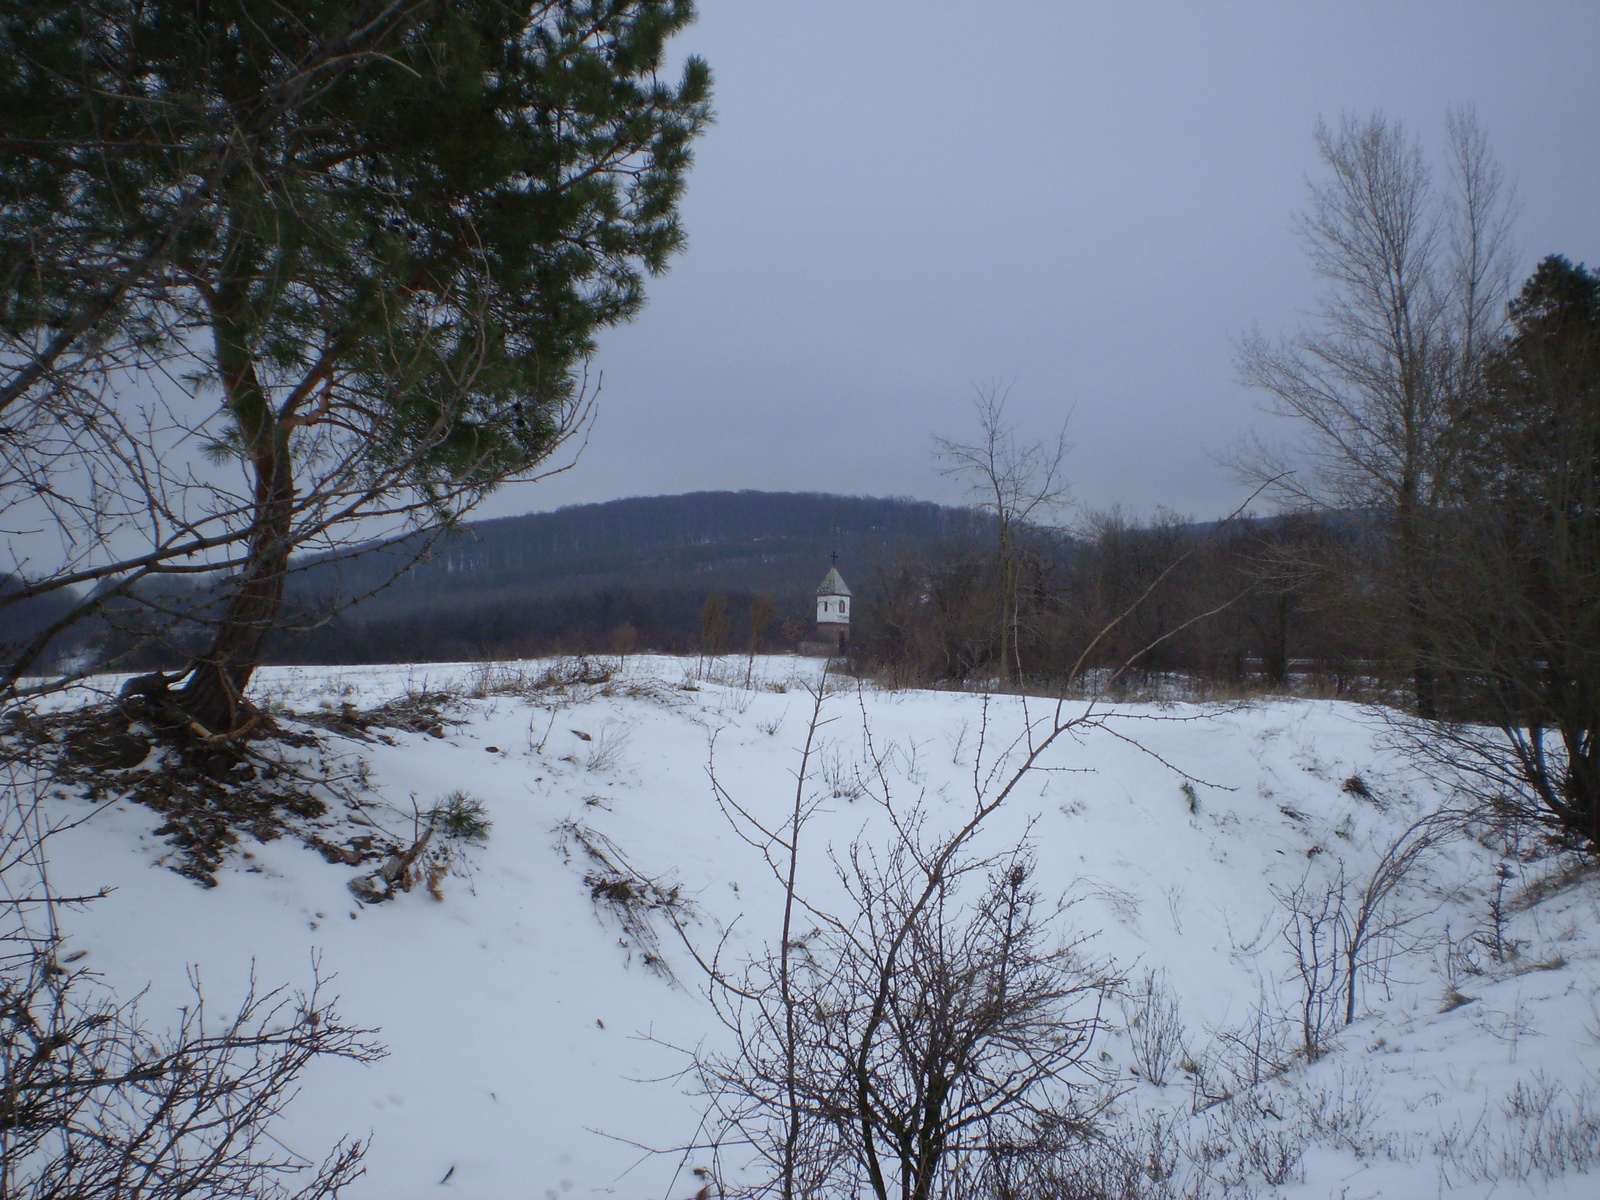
[34,656,1600,1199]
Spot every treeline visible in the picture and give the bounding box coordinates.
[272,503,1404,685]
[273,490,986,663]
[4,498,1412,681]
[860,249,1599,854]
[11,492,989,670]
[847,510,1385,693]
[266,586,796,664]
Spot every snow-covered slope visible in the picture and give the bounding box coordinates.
[40,657,1600,1198]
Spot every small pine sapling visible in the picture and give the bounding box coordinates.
[433,790,493,843]
[348,791,491,903]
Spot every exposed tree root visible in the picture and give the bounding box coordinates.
[0,691,424,887]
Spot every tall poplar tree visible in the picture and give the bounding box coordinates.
[1237,111,1514,716]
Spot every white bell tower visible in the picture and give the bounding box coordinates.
[814,559,851,647]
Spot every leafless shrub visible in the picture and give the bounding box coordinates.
[1295,1063,1382,1156]
[1506,853,1599,913]
[0,745,384,1198]
[943,719,971,765]
[1275,872,1348,1062]
[819,744,863,801]
[0,954,383,1200]
[1122,968,1188,1087]
[1136,1110,1186,1191]
[691,677,1134,1197]
[466,657,614,699]
[1238,1116,1306,1188]
[1477,860,1523,963]
[1088,880,1141,925]
[465,661,542,698]
[1155,1091,1308,1195]
[946,1114,1152,1200]
[1584,994,1600,1048]
[1340,808,1459,1014]
[696,838,1117,1200]
[345,687,459,737]
[1437,922,1484,997]
[685,502,1278,1198]
[1191,994,1296,1109]
[1275,809,1457,1059]
[556,819,690,979]
[583,723,632,773]
[1435,1072,1600,1184]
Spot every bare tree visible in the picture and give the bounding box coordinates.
[935,386,1072,684]
[687,519,1254,1196]
[1236,109,1515,716]
[694,821,1116,1200]
[744,595,777,688]
[1274,808,1456,1059]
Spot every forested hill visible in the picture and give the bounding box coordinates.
[296,490,988,602]
[272,491,989,663]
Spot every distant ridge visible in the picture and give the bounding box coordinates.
[274,491,992,662]
[294,490,987,604]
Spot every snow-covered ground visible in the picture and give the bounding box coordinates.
[35,656,1600,1198]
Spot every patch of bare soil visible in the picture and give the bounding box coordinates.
[295,688,460,741]
[0,692,440,887]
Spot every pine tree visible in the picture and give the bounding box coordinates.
[0,0,710,733]
[1438,255,1600,846]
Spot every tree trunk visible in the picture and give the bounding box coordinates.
[1397,479,1438,720]
[1405,556,1438,719]
[175,293,294,737]
[177,443,294,735]
[997,523,1015,685]
[1562,714,1600,850]
[1265,591,1291,685]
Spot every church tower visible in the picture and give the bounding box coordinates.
[814,562,851,647]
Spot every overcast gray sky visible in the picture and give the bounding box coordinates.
[491,0,1600,525]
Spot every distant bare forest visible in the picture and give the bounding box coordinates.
[6,492,986,667]
[5,489,1405,697]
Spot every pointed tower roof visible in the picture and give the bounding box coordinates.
[816,566,851,597]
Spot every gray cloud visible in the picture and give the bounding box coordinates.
[494,0,1600,524]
